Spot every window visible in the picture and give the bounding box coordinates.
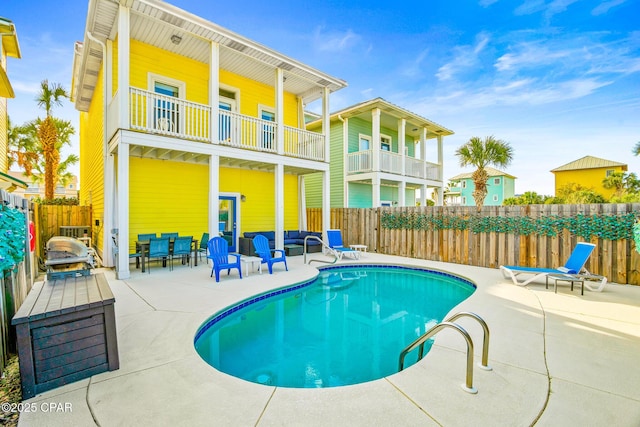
[493,195,499,202]
[381,135,391,151]
[493,178,501,185]
[260,107,276,150]
[154,81,180,132]
[219,89,237,142]
[606,169,615,177]
[359,135,371,151]
[148,74,186,133]
[462,196,467,205]
[461,181,467,189]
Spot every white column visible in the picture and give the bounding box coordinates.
[372,175,381,207]
[372,109,381,172]
[104,153,115,266]
[322,87,330,163]
[437,135,444,204]
[421,127,428,178]
[209,154,219,239]
[102,40,114,266]
[276,68,285,155]
[399,181,406,206]
[117,5,129,128]
[116,141,130,279]
[322,169,331,239]
[398,118,406,175]
[275,163,284,249]
[210,42,219,144]
[341,116,349,207]
[420,184,427,206]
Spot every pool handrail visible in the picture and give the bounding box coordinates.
[303,235,338,265]
[398,312,491,394]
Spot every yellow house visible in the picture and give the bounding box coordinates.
[0,17,27,192]
[71,0,347,279]
[550,155,627,199]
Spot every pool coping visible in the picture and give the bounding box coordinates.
[16,253,640,426]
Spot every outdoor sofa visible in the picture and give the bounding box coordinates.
[239,230,323,256]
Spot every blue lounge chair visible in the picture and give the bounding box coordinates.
[500,242,607,290]
[326,229,360,260]
[253,235,288,274]
[207,236,242,282]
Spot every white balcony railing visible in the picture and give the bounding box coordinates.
[122,88,324,161]
[284,125,325,161]
[348,150,373,173]
[426,162,442,180]
[405,157,425,179]
[347,150,442,182]
[380,150,402,174]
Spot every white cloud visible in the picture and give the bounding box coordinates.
[436,32,491,81]
[313,26,360,53]
[592,0,628,16]
[479,0,500,6]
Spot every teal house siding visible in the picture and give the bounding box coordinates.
[348,182,373,207]
[305,98,454,208]
[448,167,516,206]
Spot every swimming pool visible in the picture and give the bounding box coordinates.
[194,264,476,388]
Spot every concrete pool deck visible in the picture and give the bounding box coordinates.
[18,253,640,426]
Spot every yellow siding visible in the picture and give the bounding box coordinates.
[554,166,626,198]
[79,69,106,253]
[126,40,300,125]
[127,162,299,252]
[0,97,6,173]
[220,168,299,232]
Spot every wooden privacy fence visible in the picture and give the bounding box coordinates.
[307,204,640,285]
[33,204,93,262]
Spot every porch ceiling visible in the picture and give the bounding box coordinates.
[128,144,320,176]
[73,0,347,112]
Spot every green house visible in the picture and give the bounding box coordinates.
[305,98,454,208]
[446,167,516,206]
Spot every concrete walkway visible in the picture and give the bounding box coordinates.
[18,253,640,426]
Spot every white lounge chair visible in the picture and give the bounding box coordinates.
[326,229,360,260]
[500,242,607,291]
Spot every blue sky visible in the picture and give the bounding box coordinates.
[4,0,640,196]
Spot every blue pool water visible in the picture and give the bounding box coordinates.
[194,264,475,388]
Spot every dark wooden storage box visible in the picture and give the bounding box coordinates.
[12,273,119,399]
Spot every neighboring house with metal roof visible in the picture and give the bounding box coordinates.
[550,155,627,199]
[71,0,347,278]
[446,167,516,206]
[0,17,27,192]
[305,98,453,208]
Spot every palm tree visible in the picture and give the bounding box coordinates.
[633,141,640,156]
[455,136,514,211]
[36,80,69,199]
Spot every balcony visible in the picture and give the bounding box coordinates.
[347,150,442,181]
[108,88,326,162]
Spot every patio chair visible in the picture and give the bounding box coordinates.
[326,229,360,260]
[500,242,607,291]
[147,237,170,273]
[134,233,157,267]
[161,232,179,239]
[198,232,209,264]
[171,236,193,269]
[207,236,242,282]
[253,235,288,274]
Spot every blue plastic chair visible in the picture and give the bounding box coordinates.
[171,236,193,269]
[148,237,170,273]
[198,232,209,263]
[207,236,242,282]
[252,235,288,274]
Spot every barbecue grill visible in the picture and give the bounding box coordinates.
[45,236,94,280]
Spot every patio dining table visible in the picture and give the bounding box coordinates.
[135,238,199,273]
